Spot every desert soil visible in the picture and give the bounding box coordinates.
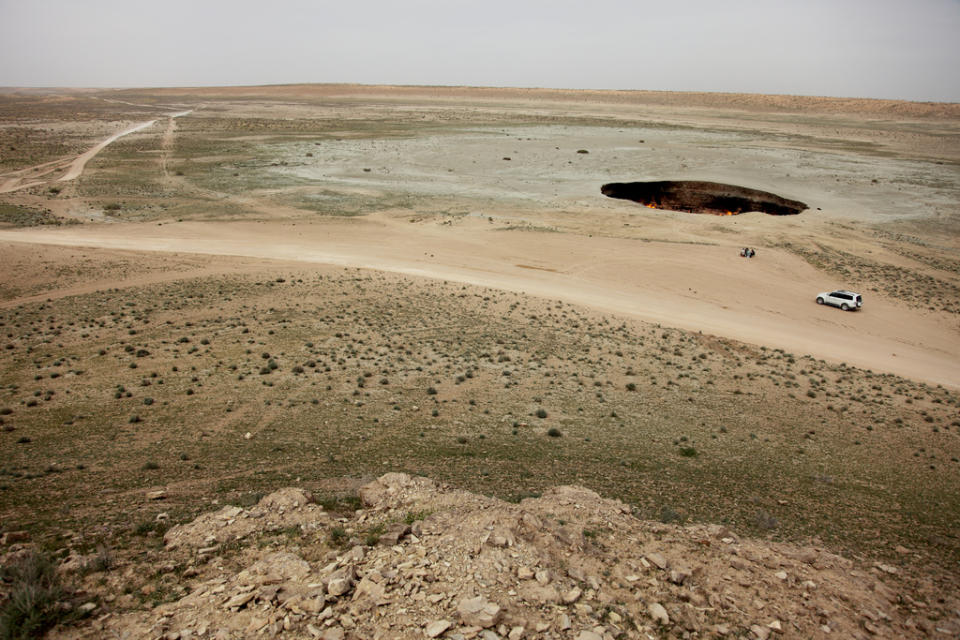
[0,85,958,638]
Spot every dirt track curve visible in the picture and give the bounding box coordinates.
[1,219,957,389]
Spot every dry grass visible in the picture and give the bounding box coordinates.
[0,249,957,577]
[1,88,958,627]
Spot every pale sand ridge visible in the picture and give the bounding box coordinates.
[2,219,956,388]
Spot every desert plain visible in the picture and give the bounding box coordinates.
[0,85,958,638]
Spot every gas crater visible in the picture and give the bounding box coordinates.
[601,180,808,216]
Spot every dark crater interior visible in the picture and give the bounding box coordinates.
[601,181,808,216]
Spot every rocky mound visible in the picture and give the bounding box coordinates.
[48,474,959,639]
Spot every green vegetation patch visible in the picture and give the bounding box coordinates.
[0,204,72,228]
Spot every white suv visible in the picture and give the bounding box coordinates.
[816,290,862,311]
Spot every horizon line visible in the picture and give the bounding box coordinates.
[0,82,956,106]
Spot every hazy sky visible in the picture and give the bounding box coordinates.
[1,0,958,101]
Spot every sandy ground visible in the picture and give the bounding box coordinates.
[0,85,957,387]
[1,216,958,387]
[3,89,960,639]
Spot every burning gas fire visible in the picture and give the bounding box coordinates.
[601,181,808,216]
[639,202,739,216]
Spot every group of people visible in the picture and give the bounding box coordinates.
[739,247,757,258]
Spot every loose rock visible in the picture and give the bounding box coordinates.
[648,602,670,625]
[425,620,452,638]
[458,596,502,628]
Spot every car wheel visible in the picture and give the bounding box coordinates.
[816,297,824,305]
[841,303,849,311]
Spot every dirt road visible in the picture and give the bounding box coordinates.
[1,218,956,388]
[58,119,157,182]
[0,109,194,194]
